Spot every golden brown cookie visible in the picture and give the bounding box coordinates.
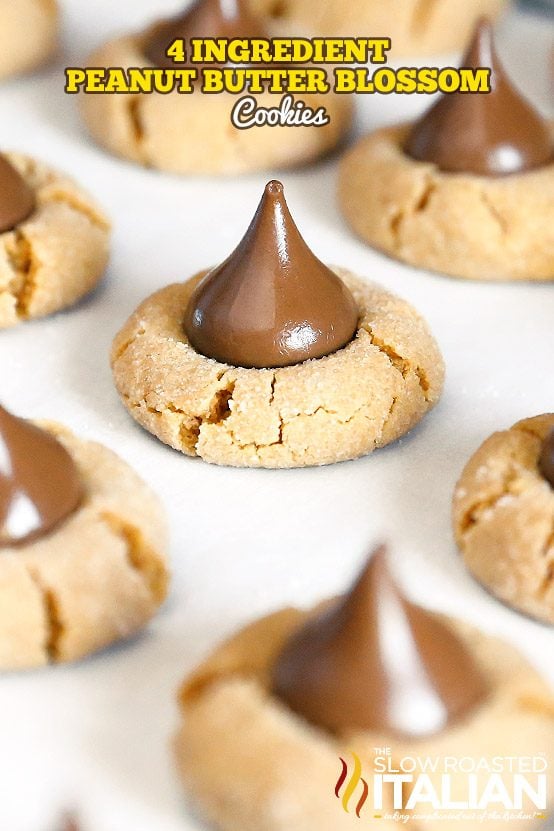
[247,0,506,57]
[111,269,444,468]
[0,0,59,80]
[453,414,554,625]
[338,123,554,282]
[0,422,169,670]
[0,153,110,328]
[176,604,554,831]
[79,33,352,175]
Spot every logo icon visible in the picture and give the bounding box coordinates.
[335,752,369,818]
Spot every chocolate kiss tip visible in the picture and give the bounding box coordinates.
[266,180,284,196]
[271,544,488,738]
[183,180,358,369]
[404,17,553,176]
[0,404,84,548]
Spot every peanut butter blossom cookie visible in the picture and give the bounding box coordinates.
[0,153,110,328]
[111,181,444,468]
[176,547,554,831]
[0,0,59,80]
[454,414,554,625]
[247,0,506,57]
[0,405,168,669]
[79,0,351,175]
[338,19,554,281]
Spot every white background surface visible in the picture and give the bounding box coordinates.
[0,2,553,829]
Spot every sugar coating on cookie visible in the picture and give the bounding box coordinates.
[111,270,444,468]
[175,603,554,831]
[453,414,554,624]
[0,153,110,328]
[0,422,169,670]
[0,0,59,80]
[78,6,352,175]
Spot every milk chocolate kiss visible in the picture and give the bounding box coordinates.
[143,0,263,68]
[539,429,554,488]
[0,155,35,234]
[405,19,553,176]
[0,405,84,547]
[183,181,359,369]
[272,546,488,738]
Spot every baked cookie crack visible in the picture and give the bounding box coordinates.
[112,326,147,362]
[100,511,168,602]
[539,517,554,596]
[362,323,409,378]
[207,375,236,425]
[127,98,146,161]
[43,188,111,231]
[268,373,284,444]
[24,566,63,662]
[480,190,508,236]
[5,229,37,319]
[362,321,431,401]
[457,467,523,535]
[389,175,436,251]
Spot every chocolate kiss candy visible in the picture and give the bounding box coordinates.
[0,405,84,547]
[405,19,553,176]
[272,546,488,737]
[183,181,359,369]
[143,0,263,68]
[0,155,35,234]
[539,428,554,488]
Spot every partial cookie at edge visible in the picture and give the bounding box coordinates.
[175,606,554,831]
[0,423,169,670]
[0,0,59,80]
[453,414,554,624]
[0,153,110,328]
